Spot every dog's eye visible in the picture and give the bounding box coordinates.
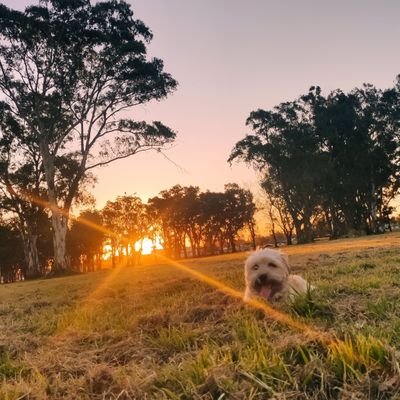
[269,263,278,268]
[252,264,259,270]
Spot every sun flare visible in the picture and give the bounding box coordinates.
[135,238,153,255]
[135,237,164,255]
[102,237,163,258]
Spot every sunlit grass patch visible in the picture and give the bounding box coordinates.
[289,286,334,321]
[335,260,378,277]
[146,324,203,359]
[328,333,391,382]
[230,312,271,346]
[331,274,391,295]
[56,300,137,334]
[151,346,233,399]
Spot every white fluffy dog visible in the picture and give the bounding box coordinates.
[244,248,310,302]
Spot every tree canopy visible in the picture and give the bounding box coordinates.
[229,79,400,242]
[0,0,177,273]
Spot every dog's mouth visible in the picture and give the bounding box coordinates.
[253,276,283,300]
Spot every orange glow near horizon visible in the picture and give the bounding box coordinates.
[139,238,153,255]
[102,237,164,258]
[135,237,164,255]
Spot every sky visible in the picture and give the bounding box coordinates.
[3,0,400,209]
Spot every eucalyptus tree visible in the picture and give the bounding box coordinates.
[172,186,202,257]
[199,191,226,255]
[263,188,294,245]
[231,79,400,241]
[353,83,400,233]
[0,219,24,282]
[222,183,257,251]
[304,83,400,234]
[68,209,105,272]
[148,185,189,258]
[101,195,146,266]
[146,195,172,257]
[147,184,257,258]
[0,101,48,277]
[229,101,324,243]
[0,0,177,273]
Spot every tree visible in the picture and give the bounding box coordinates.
[101,195,146,266]
[0,218,24,282]
[68,210,105,272]
[230,79,400,241]
[304,83,400,234]
[229,101,324,243]
[148,186,190,259]
[147,184,257,258]
[263,190,294,245]
[172,186,203,257]
[199,191,226,255]
[0,0,177,273]
[146,195,171,257]
[222,183,257,252]
[0,101,50,278]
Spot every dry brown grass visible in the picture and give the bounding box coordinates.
[1,232,400,399]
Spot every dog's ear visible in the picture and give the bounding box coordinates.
[280,252,290,272]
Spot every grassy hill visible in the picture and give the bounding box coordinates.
[1,233,400,399]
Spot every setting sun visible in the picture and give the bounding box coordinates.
[135,237,164,255]
[102,237,163,258]
[135,238,153,255]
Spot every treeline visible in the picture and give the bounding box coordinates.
[230,79,400,243]
[70,183,256,268]
[0,184,256,280]
[147,184,256,258]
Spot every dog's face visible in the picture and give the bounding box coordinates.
[244,248,290,301]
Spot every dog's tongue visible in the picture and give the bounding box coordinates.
[259,284,272,299]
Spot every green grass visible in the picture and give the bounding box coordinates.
[0,232,400,399]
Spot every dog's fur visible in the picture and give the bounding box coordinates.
[244,248,310,302]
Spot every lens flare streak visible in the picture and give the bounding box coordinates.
[158,255,332,345]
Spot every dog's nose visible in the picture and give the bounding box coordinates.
[256,274,268,284]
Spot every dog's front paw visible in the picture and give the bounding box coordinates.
[243,288,252,302]
[272,292,283,302]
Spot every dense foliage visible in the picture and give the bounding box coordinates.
[0,0,176,274]
[229,80,400,242]
[147,184,256,258]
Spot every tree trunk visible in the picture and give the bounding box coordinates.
[326,206,340,240]
[294,220,305,244]
[51,213,69,274]
[187,233,196,257]
[304,218,313,243]
[370,182,377,234]
[285,232,293,246]
[218,236,224,254]
[40,141,70,274]
[182,241,188,258]
[23,232,41,279]
[229,233,237,253]
[111,241,116,268]
[271,227,278,248]
[269,206,278,247]
[248,221,256,250]
[295,218,313,244]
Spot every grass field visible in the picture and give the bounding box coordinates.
[1,233,400,399]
